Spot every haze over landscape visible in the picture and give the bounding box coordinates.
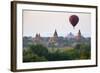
[23,10,91,62]
[23,10,91,37]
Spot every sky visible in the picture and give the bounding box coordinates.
[23,10,91,37]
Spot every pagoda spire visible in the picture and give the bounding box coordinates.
[54,29,58,37]
[78,30,81,37]
[76,29,81,41]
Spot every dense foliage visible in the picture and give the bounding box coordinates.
[23,43,91,62]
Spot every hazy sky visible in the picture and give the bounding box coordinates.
[23,10,91,37]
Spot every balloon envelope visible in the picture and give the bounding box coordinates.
[69,15,79,27]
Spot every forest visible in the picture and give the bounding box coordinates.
[23,43,91,62]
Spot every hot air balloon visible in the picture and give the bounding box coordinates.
[69,15,79,28]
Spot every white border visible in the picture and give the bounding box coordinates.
[17,3,96,69]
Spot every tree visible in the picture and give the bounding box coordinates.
[74,43,91,59]
[29,44,49,57]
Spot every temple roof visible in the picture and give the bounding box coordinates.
[54,29,58,37]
